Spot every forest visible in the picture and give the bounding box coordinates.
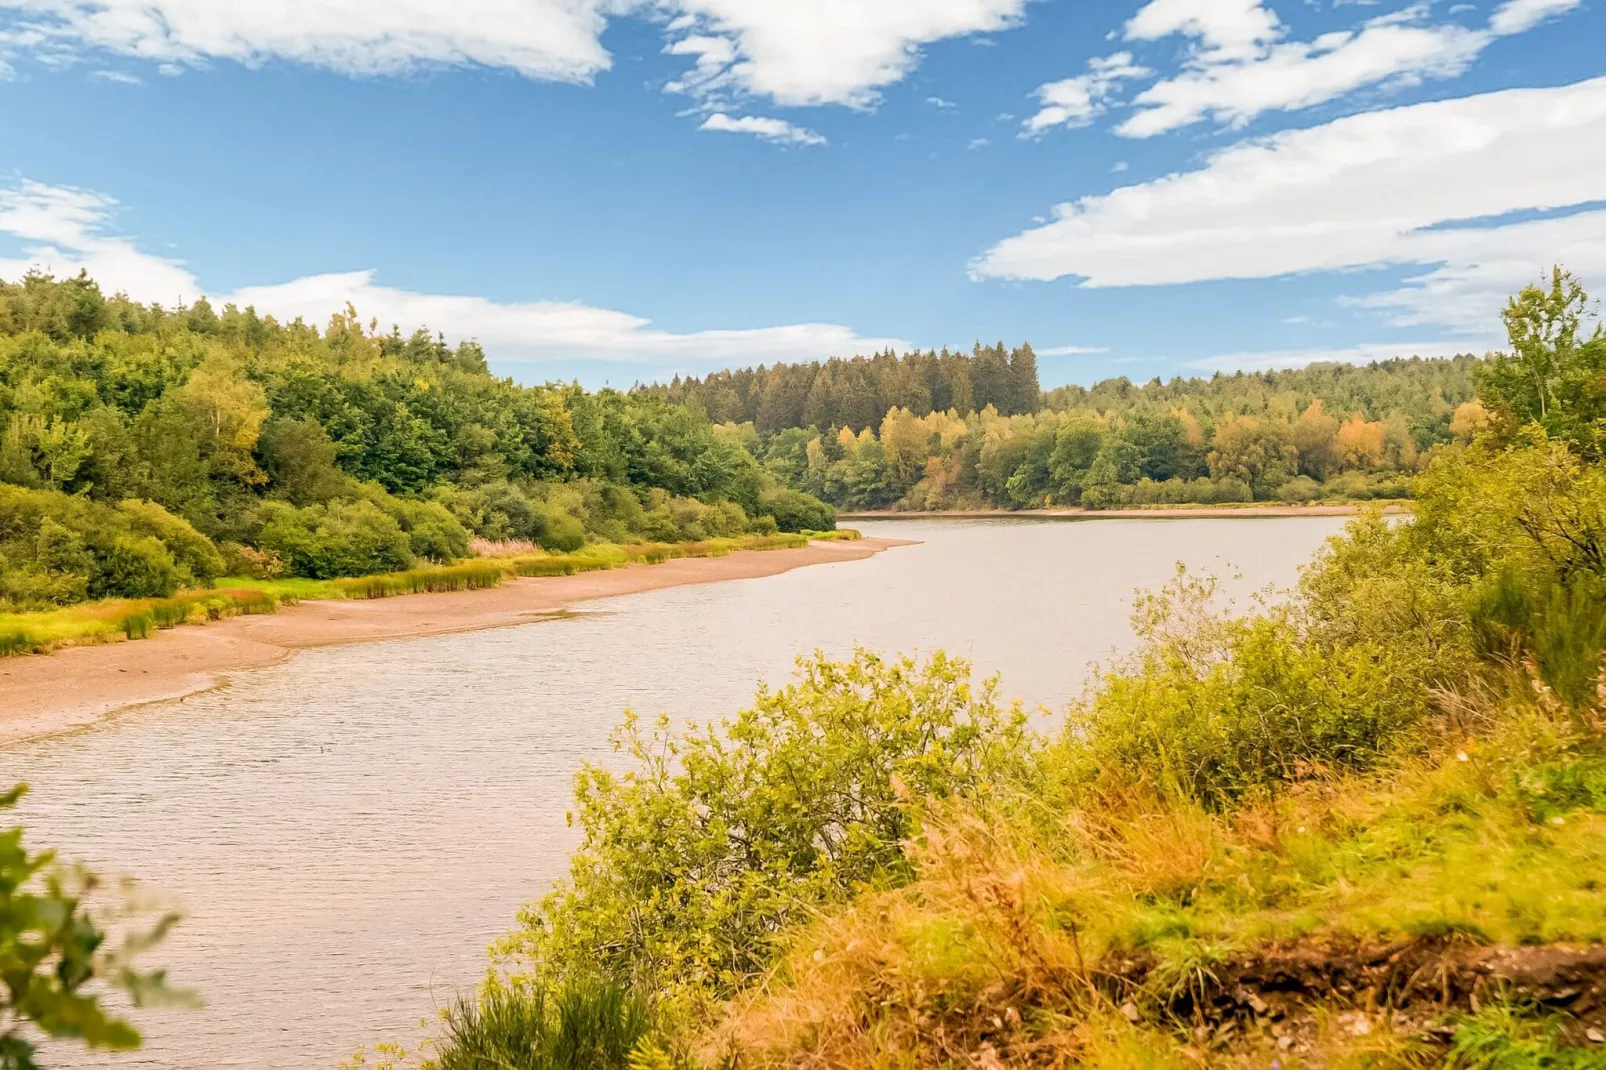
[0,272,834,611]
[647,346,1484,510]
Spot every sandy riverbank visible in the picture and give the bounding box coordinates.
[0,537,909,746]
[841,504,1408,520]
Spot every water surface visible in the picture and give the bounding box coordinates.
[6,517,1347,1067]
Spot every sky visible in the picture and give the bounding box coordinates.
[0,0,1603,389]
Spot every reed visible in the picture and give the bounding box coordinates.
[332,562,504,600]
[0,586,287,657]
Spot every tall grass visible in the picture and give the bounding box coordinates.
[0,586,287,656]
[432,980,652,1070]
[332,562,504,600]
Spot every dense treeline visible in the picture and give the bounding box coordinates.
[649,346,1483,511]
[402,270,1606,1068]
[0,272,833,608]
[647,342,1046,433]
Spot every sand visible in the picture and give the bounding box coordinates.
[0,537,908,746]
[838,504,1407,520]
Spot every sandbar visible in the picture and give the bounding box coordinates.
[0,537,909,746]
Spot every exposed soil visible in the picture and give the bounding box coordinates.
[1116,936,1606,1056]
[839,505,1410,520]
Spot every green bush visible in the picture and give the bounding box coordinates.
[0,485,218,606]
[0,784,188,1066]
[496,648,1032,1002]
[90,536,179,600]
[756,487,835,532]
[256,500,415,579]
[1069,569,1434,807]
[117,499,225,583]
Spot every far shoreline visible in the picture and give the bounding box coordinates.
[0,537,911,747]
[841,503,1409,521]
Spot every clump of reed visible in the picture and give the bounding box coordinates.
[806,528,862,541]
[332,562,504,600]
[432,980,654,1070]
[469,536,542,557]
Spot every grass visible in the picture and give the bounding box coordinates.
[704,696,1606,1068]
[0,586,282,656]
[0,530,843,658]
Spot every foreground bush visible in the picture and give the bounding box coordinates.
[494,648,1033,1005]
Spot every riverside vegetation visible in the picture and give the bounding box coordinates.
[334,269,1605,1068]
[0,271,839,652]
[4,270,1606,1068]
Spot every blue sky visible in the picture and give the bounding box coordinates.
[1,0,1603,389]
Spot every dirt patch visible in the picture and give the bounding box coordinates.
[1115,936,1606,1054]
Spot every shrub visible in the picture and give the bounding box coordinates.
[1069,569,1434,807]
[756,488,835,533]
[117,499,224,583]
[0,784,188,1065]
[256,500,414,579]
[496,648,1032,1003]
[0,485,221,606]
[219,541,285,579]
[90,536,179,600]
[1276,474,1321,503]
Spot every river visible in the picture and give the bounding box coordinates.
[5,516,1349,1068]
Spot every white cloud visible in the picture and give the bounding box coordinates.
[1022,51,1148,136]
[1037,344,1109,356]
[698,111,826,145]
[0,178,904,367]
[0,180,196,302]
[926,95,956,108]
[973,76,1606,335]
[1489,0,1582,34]
[1114,0,1581,138]
[1,1,1038,116]
[1185,339,1484,373]
[1124,0,1281,61]
[660,0,1032,108]
[0,0,619,82]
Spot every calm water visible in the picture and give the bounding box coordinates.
[6,517,1346,1068]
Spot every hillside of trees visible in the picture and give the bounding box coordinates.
[0,272,834,610]
[647,347,1485,511]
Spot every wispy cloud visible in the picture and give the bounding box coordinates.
[974,76,1606,336]
[1037,344,1109,356]
[699,112,826,146]
[1114,0,1582,137]
[1021,52,1148,136]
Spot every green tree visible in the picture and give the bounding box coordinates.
[1477,266,1606,453]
